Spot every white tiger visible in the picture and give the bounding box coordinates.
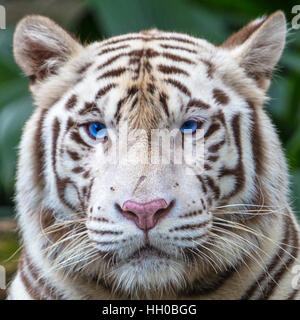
[7,11,300,300]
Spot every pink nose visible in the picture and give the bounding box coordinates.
[121,199,170,231]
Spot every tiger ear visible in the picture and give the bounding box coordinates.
[13,15,82,82]
[221,11,286,90]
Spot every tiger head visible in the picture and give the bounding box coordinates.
[13,12,288,298]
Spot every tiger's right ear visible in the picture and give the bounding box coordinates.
[13,15,82,82]
[221,11,286,91]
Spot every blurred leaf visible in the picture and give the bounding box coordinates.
[0,231,20,285]
[87,0,229,42]
[291,170,300,218]
[187,0,268,16]
[0,206,14,219]
[281,52,300,74]
[267,76,291,121]
[0,27,21,80]
[0,79,29,109]
[287,127,300,169]
[0,95,33,197]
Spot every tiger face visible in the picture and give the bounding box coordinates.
[13,12,287,298]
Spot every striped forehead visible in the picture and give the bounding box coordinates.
[53,31,246,125]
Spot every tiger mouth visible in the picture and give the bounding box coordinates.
[128,244,170,261]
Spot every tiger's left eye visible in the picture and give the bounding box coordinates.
[87,122,107,140]
[180,120,198,134]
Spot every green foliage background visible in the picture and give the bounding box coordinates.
[0,0,300,219]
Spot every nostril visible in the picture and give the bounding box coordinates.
[125,211,136,218]
[115,203,138,221]
[154,200,175,220]
[115,203,136,217]
[154,208,165,218]
[123,210,137,221]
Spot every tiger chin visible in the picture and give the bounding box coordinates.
[8,11,300,300]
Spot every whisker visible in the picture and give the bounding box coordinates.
[191,239,228,270]
[4,243,24,263]
[213,203,285,209]
[42,229,88,253]
[207,230,278,290]
[213,217,300,255]
[186,247,220,273]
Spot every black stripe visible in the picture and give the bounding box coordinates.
[19,254,46,300]
[23,252,62,300]
[180,265,238,297]
[159,92,170,117]
[98,44,129,56]
[95,83,117,100]
[158,64,189,76]
[97,67,127,80]
[204,123,220,139]
[165,78,191,97]
[187,98,210,110]
[160,44,197,53]
[162,52,195,65]
[34,108,48,189]
[241,216,291,300]
[258,216,299,299]
[169,220,210,232]
[89,229,123,235]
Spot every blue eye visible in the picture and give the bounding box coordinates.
[87,122,107,140]
[180,120,198,134]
